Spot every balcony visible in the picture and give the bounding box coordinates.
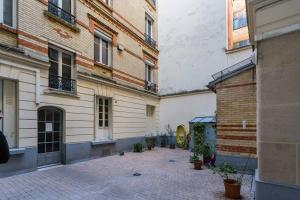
[145,81,157,93]
[145,34,157,48]
[48,2,76,25]
[49,75,76,93]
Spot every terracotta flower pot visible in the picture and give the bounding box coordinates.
[193,160,203,170]
[223,179,241,199]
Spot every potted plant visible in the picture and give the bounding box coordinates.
[166,125,176,149]
[133,143,143,153]
[189,152,198,163]
[191,123,205,170]
[160,134,168,147]
[145,135,154,150]
[119,151,125,156]
[203,143,212,165]
[212,159,249,199]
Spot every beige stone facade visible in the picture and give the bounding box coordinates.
[0,0,159,174]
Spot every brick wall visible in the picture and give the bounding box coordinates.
[215,68,257,157]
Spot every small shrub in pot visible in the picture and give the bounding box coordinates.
[133,143,143,153]
[212,158,250,199]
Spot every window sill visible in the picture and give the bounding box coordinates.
[44,88,80,99]
[94,61,113,71]
[225,45,252,54]
[10,148,26,155]
[43,10,80,33]
[91,140,115,146]
[0,23,17,34]
[95,0,113,13]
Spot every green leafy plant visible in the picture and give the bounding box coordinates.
[145,134,157,148]
[133,143,143,153]
[192,123,205,160]
[189,152,199,162]
[212,157,251,184]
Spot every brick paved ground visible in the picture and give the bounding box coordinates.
[0,148,253,200]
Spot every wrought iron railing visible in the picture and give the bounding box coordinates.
[48,1,76,25]
[49,74,76,93]
[145,33,157,48]
[145,81,157,93]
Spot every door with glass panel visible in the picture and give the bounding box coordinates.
[38,107,63,166]
[96,97,112,141]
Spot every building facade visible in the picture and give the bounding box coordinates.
[0,0,159,176]
[247,0,300,199]
[208,58,256,170]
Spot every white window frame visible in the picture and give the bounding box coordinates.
[98,97,111,129]
[145,13,153,38]
[103,0,112,6]
[145,60,154,83]
[50,0,74,14]
[0,0,17,28]
[94,30,112,67]
[49,45,74,80]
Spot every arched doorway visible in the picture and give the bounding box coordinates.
[37,107,63,166]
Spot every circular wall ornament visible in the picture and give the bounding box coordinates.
[176,125,187,148]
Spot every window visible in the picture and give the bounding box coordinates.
[145,63,153,83]
[145,13,156,48]
[48,0,75,25]
[146,105,155,117]
[0,0,16,27]
[233,9,247,30]
[48,47,76,92]
[94,30,112,66]
[98,98,110,128]
[233,39,250,48]
[102,0,112,6]
[145,13,153,38]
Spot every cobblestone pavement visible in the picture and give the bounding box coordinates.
[0,148,253,200]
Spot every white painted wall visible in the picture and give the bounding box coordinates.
[158,0,252,133]
[159,92,216,133]
[158,0,228,94]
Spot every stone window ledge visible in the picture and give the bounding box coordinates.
[43,10,80,33]
[44,88,80,99]
[10,148,26,155]
[91,140,116,146]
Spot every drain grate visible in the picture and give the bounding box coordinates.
[169,160,176,162]
[133,173,142,176]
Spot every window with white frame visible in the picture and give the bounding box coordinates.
[0,0,16,27]
[102,0,112,6]
[49,0,72,13]
[98,97,110,128]
[145,13,153,38]
[145,61,154,83]
[48,46,75,92]
[94,30,112,66]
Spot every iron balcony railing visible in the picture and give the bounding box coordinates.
[145,81,157,93]
[48,1,76,25]
[145,33,157,48]
[49,74,76,93]
[212,57,253,80]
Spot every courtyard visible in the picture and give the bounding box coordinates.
[0,149,253,200]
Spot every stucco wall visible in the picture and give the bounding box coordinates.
[159,92,216,133]
[257,30,300,187]
[158,0,228,94]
